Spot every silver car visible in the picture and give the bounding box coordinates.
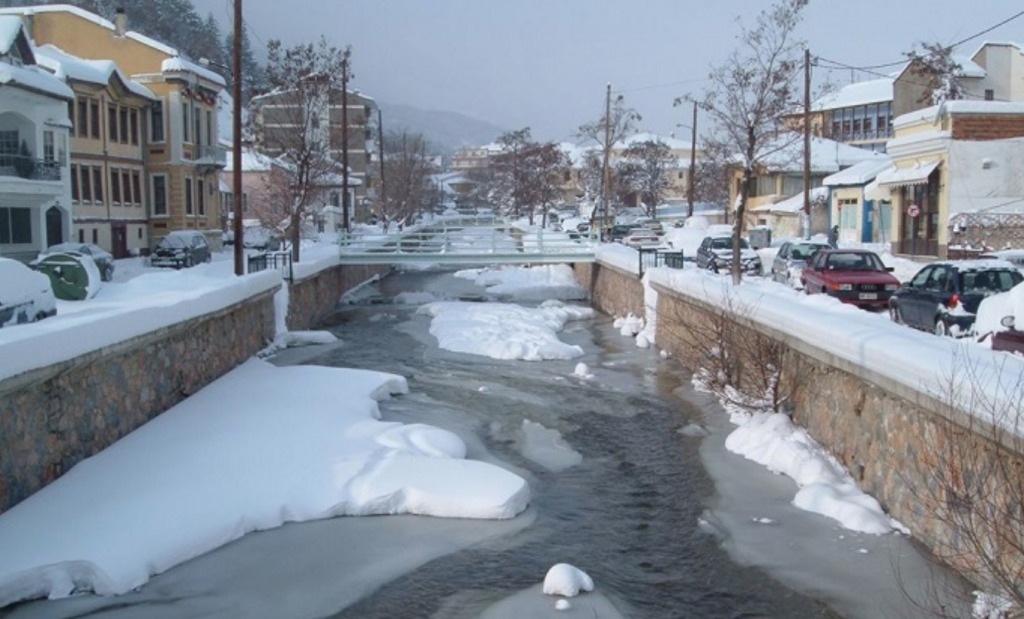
[771,241,830,288]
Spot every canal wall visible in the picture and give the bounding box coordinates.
[0,262,389,515]
[573,260,645,319]
[577,259,1024,587]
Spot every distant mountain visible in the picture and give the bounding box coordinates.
[377,102,507,157]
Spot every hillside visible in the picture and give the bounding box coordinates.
[377,102,507,156]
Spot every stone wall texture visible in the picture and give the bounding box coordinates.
[0,263,389,515]
[573,261,644,319]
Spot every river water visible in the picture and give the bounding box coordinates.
[1,267,964,619]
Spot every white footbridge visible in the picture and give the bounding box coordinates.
[337,219,598,266]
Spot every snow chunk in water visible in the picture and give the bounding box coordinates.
[519,420,583,472]
[417,301,594,361]
[543,563,594,597]
[573,362,594,379]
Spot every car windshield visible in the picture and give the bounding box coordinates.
[45,243,84,254]
[711,237,749,250]
[961,269,1023,293]
[826,252,884,271]
[790,243,825,260]
[158,237,188,249]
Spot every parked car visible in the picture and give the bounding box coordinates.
[636,218,664,235]
[695,234,763,275]
[150,231,212,269]
[978,249,1024,274]
[34,242,115,281]
[606,223,642,242]
[771,241,830,288]
[622,230,662,249]
[243,227,284,251]
[800,249,899,309]
[889,260,1023,336]
[0,257,57,328]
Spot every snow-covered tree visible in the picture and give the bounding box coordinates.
[380,129,436,229]
[618,139,675,217]
[577,95,641,229]
[487,128,569,225]
[906,41,966,105]
[681,0,808,284]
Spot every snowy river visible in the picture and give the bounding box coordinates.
[0,267,963,619]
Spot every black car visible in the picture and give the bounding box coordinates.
[150,231,212,269]
[889,260,1023,337]
[695,234,763,275]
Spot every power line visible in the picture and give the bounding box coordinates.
[814,8,1024,73]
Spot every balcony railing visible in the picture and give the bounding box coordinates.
[0,155,62,181]
[196,145,227,165]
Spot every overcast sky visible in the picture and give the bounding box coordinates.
[191,0,1024,142]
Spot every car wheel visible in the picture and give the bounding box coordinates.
[185,255,194,268]
[935,317,950,337]
[889,304,903,324]
[103,265,114,282]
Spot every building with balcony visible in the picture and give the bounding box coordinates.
[0,16,73,262]
[249,86,376,224]
[34,44,157,258]
[2,5,227,249]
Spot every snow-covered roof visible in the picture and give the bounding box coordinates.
[162,56,225,87]
[753,135,884,173]
[823,156,894,187]
[951,54,987,78]
[34,44,155,99]
[0,57,74,100]
[224,149,280,173]
[813,78,893,112]
[0,15,21,53]
[557,142,593,167]
[752,186,828,213]
[894,101,1024,130]
[0,5,179,56]
[875,161,939,188]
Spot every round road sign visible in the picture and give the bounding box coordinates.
[908,204,921,218]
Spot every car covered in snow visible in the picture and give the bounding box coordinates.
[800,249,898,309]
[695,234,763,275]
[0,257,57,328]
[976,281,1024,354]
[978,249,1024,274]
[889,260,1023,337]
[150,231,212,269]
[622,230,662,249]
[34,242,115,282]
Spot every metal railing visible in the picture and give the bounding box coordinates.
[0,155,62,181]
[638,247,686,277]
[337,223,598,265]
[248,251,293,281]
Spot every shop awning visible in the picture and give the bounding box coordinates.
[864,179,891,202]
[875,161,939,188]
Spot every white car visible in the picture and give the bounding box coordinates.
[0,257,57,328]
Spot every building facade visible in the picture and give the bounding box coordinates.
[0,16,73,262]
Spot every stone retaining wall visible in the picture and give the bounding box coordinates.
[573,261,644,319]
[0,263,390,515]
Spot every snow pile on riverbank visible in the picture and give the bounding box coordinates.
[418,300,594,360]
[0,359,530,607]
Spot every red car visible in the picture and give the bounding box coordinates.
[800,249,900,309]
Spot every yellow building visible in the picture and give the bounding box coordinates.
[5,5,227,249]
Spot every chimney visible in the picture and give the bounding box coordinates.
[114,7,127,36]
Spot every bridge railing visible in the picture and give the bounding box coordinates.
[337,225,598,264]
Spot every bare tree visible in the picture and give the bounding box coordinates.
[249,37,350,261]
[380,129,435,229]
[906,41,966,105]
[619,139,675,217]
[681,0,808,284]
[577,95,641,231]
[487,128,569,225]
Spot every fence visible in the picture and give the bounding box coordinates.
[638,248,686,276]
[247,251,293,281]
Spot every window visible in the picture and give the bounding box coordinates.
[77,100,88,137]
[70,164,80,201]
[108,104,119,143]
[67,101,75,135]
[122,170,132,206]
[78,228,85,243]
[198,179,206,216]
[92,167,104,203]
[119,108,129,144]
[129,109,139,145]
[151,101,165,142]
[755,176,776,197]
[110,168,122,203]
[194,106,201,147]
[90,101,100,139]
[80,165,92,202]
[185,177,194,215]
[152,175,168,216]
[0,207,32,244]
[182,100,191,143]
[206,110,213,146]
[43,131,55,162]
[0,130,17,157]
[132,171,142,207]
[92,228,98,244]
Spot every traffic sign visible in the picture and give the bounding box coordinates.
[908,204,921,218]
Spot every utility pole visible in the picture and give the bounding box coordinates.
[231,0,243,275]
[687,100,697,218]
[802,47,812,240]
[341,48,352,232]
[600,82,612,241]
[377,108,386,226]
